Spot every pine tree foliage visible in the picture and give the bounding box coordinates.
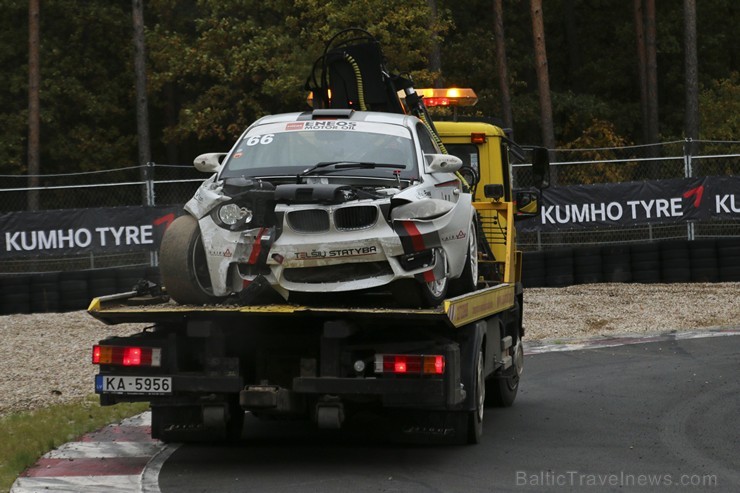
[0,0,736,175]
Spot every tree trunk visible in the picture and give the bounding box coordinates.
[634,0,649,145]
[165,82,179,165]
[27,0,40,211]
[684,0,699,151]
[564,0,580,90]
[645,0,659,145]
[132,0,151,205]
[529,0,555,151]
[427,0,443,88]
[493,0,513,131]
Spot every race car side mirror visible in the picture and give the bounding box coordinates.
[425,153,463,174]
[193,153,227,173]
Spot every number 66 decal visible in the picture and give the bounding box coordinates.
[245,134,274,146]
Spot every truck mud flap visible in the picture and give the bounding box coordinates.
[385,409,470,445]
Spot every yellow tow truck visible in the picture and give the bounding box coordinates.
[90,31,549,445]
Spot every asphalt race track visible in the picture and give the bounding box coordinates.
[156,334,739,492]
[12,332,739,492]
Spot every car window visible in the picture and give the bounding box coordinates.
[445,144,479,174]
[416,123,440,155]
[221,121,416,178]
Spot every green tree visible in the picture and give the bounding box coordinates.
[145,0,438,157]
[0,0,34,174]
[0,0,737,183]
[699,73,740,141]
[1,1,136,176]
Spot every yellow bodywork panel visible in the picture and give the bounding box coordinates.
[434,120,507,202]
[87,283,515,330]
[435,120,519,286]
[443,283,515,326]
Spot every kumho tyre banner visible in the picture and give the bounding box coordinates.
[518,175,740,232]
[0,206,184,258]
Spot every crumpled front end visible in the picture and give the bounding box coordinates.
[266,200,405,294]
[180,178,472,301]
[183,176,280,297]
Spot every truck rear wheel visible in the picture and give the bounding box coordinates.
[486,340,522,407]
[151,398,244,443]
[466,345,485,443]
[160,214,221,305]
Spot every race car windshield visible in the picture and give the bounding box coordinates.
[220,122,416,180]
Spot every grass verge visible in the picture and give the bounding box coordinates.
[0,395,148,492]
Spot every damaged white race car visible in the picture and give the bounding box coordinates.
[159,109,479,307]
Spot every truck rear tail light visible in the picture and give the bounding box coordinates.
[92,345,161,367]
[470,132,487,144]
[374,354,445,375]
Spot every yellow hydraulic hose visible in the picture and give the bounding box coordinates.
[418,113,470,191]
[344,54,367,111]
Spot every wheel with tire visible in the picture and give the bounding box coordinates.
[450,221,479,296]
[602,245,632,283]
[420,270,449,306]
[545,248,574,287]
[392,276,449,308]
[522,251,546,288]
[466,345,485,444]
[574,246,603,284]
[486,339,522,407]
[415,343,485,445]
[151,397,243,443]
[391,251,449,307]
[225,397,246,441]
[160,215,222,305]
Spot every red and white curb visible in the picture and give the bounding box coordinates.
[524,327,740,354]
[11,413,178,493]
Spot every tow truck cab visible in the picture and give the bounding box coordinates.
[418,88,549,285]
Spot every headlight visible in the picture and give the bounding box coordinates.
[218,203,252,226]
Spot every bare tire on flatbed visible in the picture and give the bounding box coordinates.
[159,214,221,305]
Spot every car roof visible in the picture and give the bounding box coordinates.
[253,110,419,128]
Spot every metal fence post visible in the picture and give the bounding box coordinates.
[145,161,156,207]
[145,162,158,267]
[683,139,695,241]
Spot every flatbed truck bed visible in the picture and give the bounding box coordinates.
[88,282,516,328]
[90,282,524,445]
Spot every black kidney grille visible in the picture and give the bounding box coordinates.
[334,206,378,230]
[287,210,330,233]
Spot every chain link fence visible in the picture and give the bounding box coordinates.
[0,164,203,272]
[1,139,738,272]
[513,139,740,251]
